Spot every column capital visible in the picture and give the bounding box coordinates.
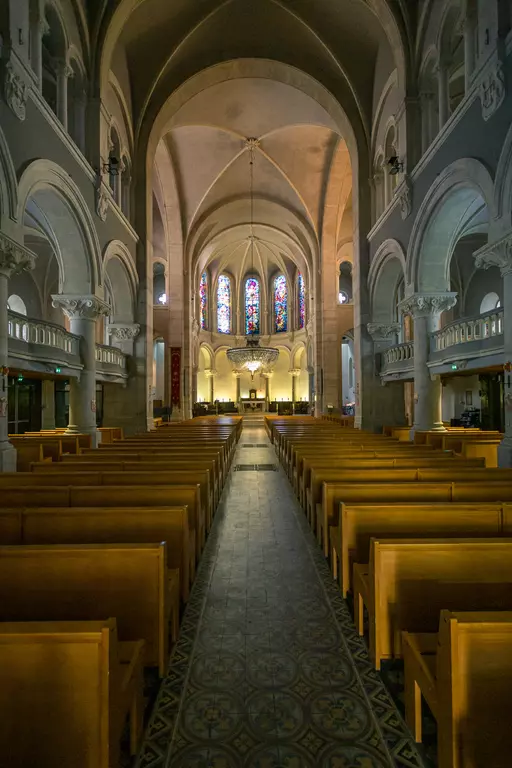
[288,368,301,377]
[107,323,140,340]
[399,292,457,318]
[232,369,242,378]
[52,294,111,320]
[367,322,401,341]
[261,371,273,379]
[204,368,217,378]
[474,233,512,276]
[0,233,36,277]
[54,58,74,79]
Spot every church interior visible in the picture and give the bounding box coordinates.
[1,0,512,766]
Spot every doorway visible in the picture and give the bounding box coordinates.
[8,377,42,434]
[479,373,504,431]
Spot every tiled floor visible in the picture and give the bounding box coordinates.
[136,422,426,768]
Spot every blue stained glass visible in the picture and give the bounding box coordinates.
[274,274,288,333]
[298,273,305,329]
[200,271,208,330]
[217,274,231,333]
[245,277,260,335]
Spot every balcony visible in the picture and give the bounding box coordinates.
[7,311,128,381]
[380,341,414,379]
[430,309,504,367]
[379,308,505,381]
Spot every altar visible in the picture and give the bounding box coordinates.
[241,398,266,413]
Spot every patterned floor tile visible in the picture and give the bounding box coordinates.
[135,424,426,768]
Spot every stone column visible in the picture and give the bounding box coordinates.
[75,90,87,154]
[33,17,49,88]
[438,61,450,128]
[41,380,56,429]
[400,293,457,434]
[463,10,476,92]
[233,370,241,405]
[262,371,272,408]
[56,60,73,129]
[474,235,512,465]
[289,368,300,403]
[367,323,407,431]
[204,369,216,403]
[0,236,36,471]
[52,295,110,444]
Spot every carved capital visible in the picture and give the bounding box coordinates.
[204,369,217,378]
[107,323,140,341]
[232,369,242,378]
[399,292,458,318]
[367,322,401,341]
[3,61,28,121]
[480,59,506,122]
[474,234,512,276]
[288,368,301,377]
[52,295,111,320]
[0,234,36,277]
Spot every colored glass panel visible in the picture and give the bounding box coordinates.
[298,273,305,329]
[274,274,288,333]
[200,271,208,330]
[217,274,231,333]
[245,277,260,335]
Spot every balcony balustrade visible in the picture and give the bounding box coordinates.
[431,308,504,352]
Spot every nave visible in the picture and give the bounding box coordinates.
[137,418,424,768]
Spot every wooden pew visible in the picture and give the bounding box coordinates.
[30,463,215,528]
[0,542,172,675]
[354,538,512,669]
[0,482,202,579]
[403,610,512,768]
[16,506,191,604]
[0,618,145,768]
[330,502,506,596]
[319,479,512,557]
[11,441,48,471]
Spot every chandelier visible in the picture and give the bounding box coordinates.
[227,337,279,379]
[226,138,279,379]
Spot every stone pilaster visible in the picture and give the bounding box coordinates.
[0,235,36,470]
[52,295,110,444]
[232,370,242,405]
[474,234,512,464]
[366,323,407,431]
[400,292,457,434]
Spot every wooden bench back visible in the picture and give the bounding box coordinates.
[18,506,190,602]
[0,618,118,767]
[339,502,504,597]
[437,609,512,768]
[370,538,512,667]
[0,543,168,670]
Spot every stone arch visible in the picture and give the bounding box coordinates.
[368,238,406,323]
[407,159,494,293]
[493,121,512,234]
[0,124,18,231]
[102,240,138,322]
[17,159,102,294]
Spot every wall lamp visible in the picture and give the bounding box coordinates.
[388,156,404,176]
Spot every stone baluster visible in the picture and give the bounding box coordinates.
[0,235,36,470]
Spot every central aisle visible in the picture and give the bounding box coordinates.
[137,421,424,768]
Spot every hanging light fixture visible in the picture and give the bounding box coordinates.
[227,138,278,379]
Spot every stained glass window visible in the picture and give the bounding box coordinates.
[217,274,231,333]
[199,271,208,330]
[274,274,288,333]
[298,273,305,329]
[245,277,260,335]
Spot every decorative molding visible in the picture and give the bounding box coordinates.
[0,233,36,276]
[399,292,458,317]
[95,180,110,222]
[245,137,260,150]
[3,61,28,121]
[107,323,140,341]
[474,233,512,276]
[52,295,111,320]
[480,59,506,122]
[367,322,401,341]
[398,175,413,220]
